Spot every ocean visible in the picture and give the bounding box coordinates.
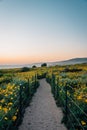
[0,63,42,69]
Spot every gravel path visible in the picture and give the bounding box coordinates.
[18,79,67,130]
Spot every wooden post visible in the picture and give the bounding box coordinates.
[35,74,37,88]
[19,83,22,117]
[28,78,31,96]
[56,78,59,100]
[65,83,68,122]
[51,73,55,96]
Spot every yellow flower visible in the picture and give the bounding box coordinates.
[77,96,82,100]
[11,97,13,100]
[9,92,13,95]
[3,107,8,113]
[5,94,8,97]
[1,99,5,103]
[85,99,87,103]
[0,106,2,110]
[81,120,86,126]
[67,91,70,96]
[9,108,11,111]
[12,116,17,121]
[16,109,19,112]
[4,117,8,120]
[8,102,13,106]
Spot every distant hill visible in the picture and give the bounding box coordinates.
[48,58,87,66]
[0,58,87,69]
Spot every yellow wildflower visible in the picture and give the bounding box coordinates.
[11,97,13,100]
[77,96,82,100]
[9,92,13,95]
[5,94,8,97]
[8,102,13,106]
[12,116,17,121]
[67,91,70,96]
[1,99,5,103]
[0,106,2,110]
[4,117,8,120]
[16,109,19,112]
[3,107,8,113]
[81,120,86,126]
[9,108,11,111]
[85,99,87,103]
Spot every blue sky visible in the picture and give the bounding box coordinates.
[0,0,87,64]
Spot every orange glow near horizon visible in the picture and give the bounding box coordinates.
[0,53,84,65]
[0,54,66,64]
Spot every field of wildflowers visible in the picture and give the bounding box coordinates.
[46,63,87,130]
[0,64,87,130]
[0,68,39,130]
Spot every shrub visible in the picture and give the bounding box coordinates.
[41,63,47,67]
[21,67,30,72]
[32,65,37,68]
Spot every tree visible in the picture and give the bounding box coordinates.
[32,65,37,68]
[41,63,47,67]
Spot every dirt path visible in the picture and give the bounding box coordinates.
[18,79,67,130]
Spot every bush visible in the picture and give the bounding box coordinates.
[41,63,47,67]
[32,65,37,68]
[63,68,82,72]
[21,67,30,72]
[0,72,3,77]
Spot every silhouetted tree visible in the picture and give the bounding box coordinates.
[32,65,37,68]
[41,63,47,67]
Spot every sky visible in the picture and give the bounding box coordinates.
[0,0,87,65]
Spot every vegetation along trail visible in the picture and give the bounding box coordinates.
[19,79,67,130]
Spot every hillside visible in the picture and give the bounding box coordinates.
[48,58,87,66]
[0,58,87,69]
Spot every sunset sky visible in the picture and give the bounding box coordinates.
[0,0,87,65]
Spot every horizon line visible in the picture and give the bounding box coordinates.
[0,57,87,66]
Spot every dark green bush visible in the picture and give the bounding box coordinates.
[21,67,30,72]
[41,63,47,67]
